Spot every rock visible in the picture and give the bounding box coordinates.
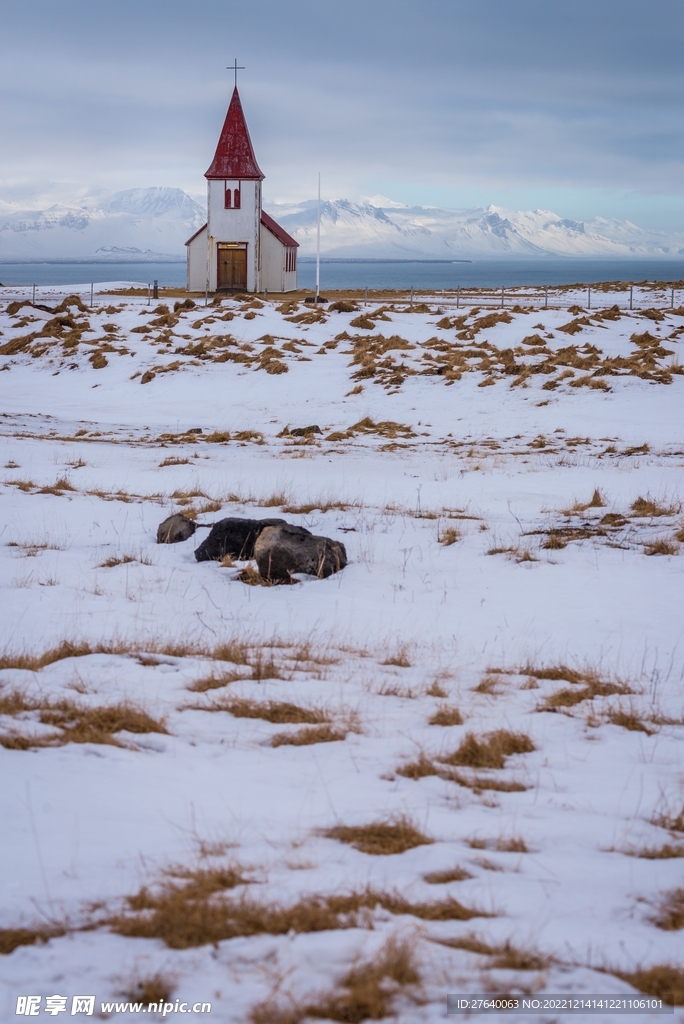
[157,513,197,544]
[194,517,288,562]
[290,425,321,437]
[254,524,347,582]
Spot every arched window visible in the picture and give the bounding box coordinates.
[234,188,241,209]
[224,187,232,209]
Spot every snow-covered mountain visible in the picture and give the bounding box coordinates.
[1,184,683,260]
[0,186,205,261]
[271,197,684,259]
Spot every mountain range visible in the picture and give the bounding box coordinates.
[1,185,683,261]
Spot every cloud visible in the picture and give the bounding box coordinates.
[1,0,683,227]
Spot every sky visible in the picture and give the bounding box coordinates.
[1,0,684,229]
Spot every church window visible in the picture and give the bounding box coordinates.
[224,187,232,209]
[234,188,241,209]
[285,247,296,273]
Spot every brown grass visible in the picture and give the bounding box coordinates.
[249,937,420,1023]
[381,646,412,668]
[607,709,655,734]
[426,680,448,698]
[439,934,549,970]
[631,496,680,517]
[322,816,433,855]
[396,753,527,792]
[428,704,463,726]
[0,925,66,955]
[473,675,502,695]
[440,730,535,770]
[159,457,191,467]
[113,882,487,949]
[424,867,473,884]
[439,526,461,546]
[98,554,137,568]
[654,889,684,930]
[614,965,684,1005]
[0,692,167,749]
[538,676,629,712]
[652,806,684,833]
[645,538,679,556]
[186,671,248,691]
[196,697,328,725]
[626,844,684,859]
[304,937,420,1022]
[271,725,347,747]
[123,974,174,1005]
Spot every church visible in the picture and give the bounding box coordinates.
[186,86,298,294]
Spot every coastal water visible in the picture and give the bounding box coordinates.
[1,257,683,291]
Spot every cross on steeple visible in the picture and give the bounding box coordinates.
[226,58,245,88]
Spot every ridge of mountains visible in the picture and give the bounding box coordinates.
[1,185,682,261]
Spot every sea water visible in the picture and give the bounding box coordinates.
[1,257,683,291]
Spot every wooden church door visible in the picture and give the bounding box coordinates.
[217,244,247,290]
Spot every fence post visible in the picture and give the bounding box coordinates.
[544,285,548,309]
[587,286,591,310]
[153,280,159,300]
[364,286,368,307]
[90,282,94,308]
[671,286,675,309]
[147,283,151,306]
[501,286,504,308]
[630,286,633,311]
[32,283,36,304]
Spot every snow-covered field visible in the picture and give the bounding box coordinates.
[1,284,683,1022]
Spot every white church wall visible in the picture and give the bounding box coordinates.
[260,224,284,293]
[186,225,208,292]
[207,179,261,291]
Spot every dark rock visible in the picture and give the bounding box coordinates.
[254,524,347,582]
[194,517,288,562]
[290,425,322,437]
[186,427,203,434]
[157,513,197,544]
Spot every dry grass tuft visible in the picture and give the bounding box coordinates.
[113,881,486,950]
[424,866,473,884]
[607,709,655,734]
[271,725,348,747]
[631,496,680,517]
[322,816,433,855]
[305,937,420,1022]
[538,673,629,711]
[614,965,684,1006]
[123,974,174,1005]
[426,680,448,698]
[382,645,412,668]
[440,730,535,770]
[0,691,167,749]
[0,925,66,955]
[439,526,461,546]
[654,889,684,931]
[249,937,420,1023]
[473,674,502,695]
[186,671,247,692]
[98,554,137,568]
[428,704,463,726]
[644,538,679,556]
[439,934,550,970]
[197,697,328,725]
[626,844,684,859]
[652,806,684,833]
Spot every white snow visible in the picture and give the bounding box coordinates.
[0,284,683,1022]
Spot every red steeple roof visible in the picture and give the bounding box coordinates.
[205,87,264,181]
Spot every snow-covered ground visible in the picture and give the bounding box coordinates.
[1,284,683,1022]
